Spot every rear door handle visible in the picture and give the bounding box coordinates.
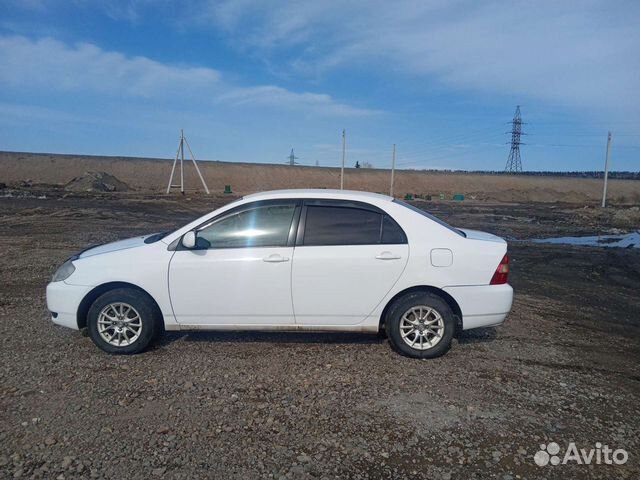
[263,254,290,263]
[375,252,401,260]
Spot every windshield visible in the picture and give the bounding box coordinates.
[393,200,466,237]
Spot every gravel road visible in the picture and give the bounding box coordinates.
[1,190,638,479]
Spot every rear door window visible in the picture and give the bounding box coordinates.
[302,205,407,246]
[303,206,381,246]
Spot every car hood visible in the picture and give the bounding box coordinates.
[458,228,506,244]
[78,235,152,259]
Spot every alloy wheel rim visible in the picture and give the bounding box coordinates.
[399,305,445,350]
[97,302,143,347]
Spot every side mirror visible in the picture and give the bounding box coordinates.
[182,231,197,249]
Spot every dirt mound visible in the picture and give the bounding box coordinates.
[65,171,130,192]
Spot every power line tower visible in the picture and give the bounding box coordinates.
[286,148,299,166]
[505,105,524,173]
[166,129,210,194]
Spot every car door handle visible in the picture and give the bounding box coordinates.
[263,254,290,263]
[375,252,402,260]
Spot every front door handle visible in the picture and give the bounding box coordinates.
[375,252,402,260]
[263,254,290,263]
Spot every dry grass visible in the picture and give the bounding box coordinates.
[1,151,638,204]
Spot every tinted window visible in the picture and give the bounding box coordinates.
[303,206,381,246]
[199,204,296,248]
[382,215,407,244]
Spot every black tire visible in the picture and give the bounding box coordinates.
[385,292,455,359]
[87,288,161,354]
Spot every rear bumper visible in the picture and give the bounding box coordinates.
[443,284,513,330]
[46,282,91,330]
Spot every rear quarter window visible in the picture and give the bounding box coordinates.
[382,215,407,244]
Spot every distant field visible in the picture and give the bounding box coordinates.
[1,151,638,204]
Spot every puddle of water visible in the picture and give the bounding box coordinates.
[532,231,640,249]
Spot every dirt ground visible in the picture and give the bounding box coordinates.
[0,187,639,479]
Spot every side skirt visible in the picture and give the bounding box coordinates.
[164,323,379,333]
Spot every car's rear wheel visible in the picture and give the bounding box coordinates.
[385,292,455,358]
[87,288,160,354]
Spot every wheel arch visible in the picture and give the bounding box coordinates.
[76,281,162,330]
[379,285,463,333]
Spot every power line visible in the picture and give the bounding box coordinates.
[527,143,640,149]
[397,134,505,162]
[397,144,503,168]
[528,133,640,137]
[397,125,505,157]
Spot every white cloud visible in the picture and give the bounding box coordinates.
[219,85,379,116]
[0,102,102,124]
[7,2,638,117]
[0,35,221,97]
[0,34,375,116]
[3,0,50,11]
[199,0,640,115]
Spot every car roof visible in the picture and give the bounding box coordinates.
[242,189,393,202]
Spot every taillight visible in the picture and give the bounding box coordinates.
[490,254,509,285]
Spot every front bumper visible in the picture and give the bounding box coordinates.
[46,281,92,330]
[443,284,514,330]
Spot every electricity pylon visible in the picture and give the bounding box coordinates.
[286,148,300,166]
[505,106,524,173]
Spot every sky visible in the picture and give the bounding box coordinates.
[0,0,639,171]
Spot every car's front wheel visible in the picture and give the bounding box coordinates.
[385,292,455,358]
[87,288,161,354]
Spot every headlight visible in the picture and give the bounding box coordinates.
[52,259,76,282]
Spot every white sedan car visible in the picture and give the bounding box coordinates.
[47,189,513,358]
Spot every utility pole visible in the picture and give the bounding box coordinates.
[505,106,524,173]
[390,144,396,197]
[167,130,184,194]
[340,129,346,190]
[179,128,185,193]
[166,129,210,195]
[601,131,612,208]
